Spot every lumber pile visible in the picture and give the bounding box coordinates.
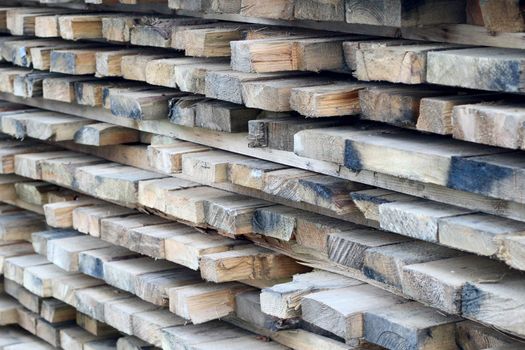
[0,1,523,350]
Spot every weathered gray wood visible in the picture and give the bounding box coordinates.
[260,270,361,319]
[363,241,464,290]
[378,200,473,242]
[301,284,407,341]
[462,275,525,338]
[78,245,140,279]
[427,48,525,93]
[327,228,411,269]
[363,302,461,350]
[452,103,525,149]
[439,212,525,257]
[402,255,511,314]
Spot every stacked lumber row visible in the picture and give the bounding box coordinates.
[3,129,524,350]
[2,164,525,350]
[3,104,525,276]
[1,8,525,151]
[0,207,367,350]
[0,1,525,349]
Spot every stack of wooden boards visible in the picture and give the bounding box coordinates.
[0,1,524,349]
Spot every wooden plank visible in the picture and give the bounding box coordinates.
[401,255,511,314]
[290,82,366,117]
[100,214,169,247]
[40,299,76,323]
[161,321,248,350]
[37,319,77,348]
[76,312,117,336]
[75,80,141,107]
[72,204,135,237]
[358,86,453,128]
[50,48,112,75]
[203,194,272,236]
[231,35,357,73]
[239,0,294,19]
[18,112,93,141]
[109,88,185,120]
[43,76,99,103]
[30,42,97,71]
[59,325,109,350]
[205,70,304,104]
[462,274,525,338]
[354,43,463,84]
[180,150,251,183]
[31,229,81,256]
[75,163,166,206]
[456,320,525,350]
[14,181,60,206]
[344,0,466,27]
[301,284,407,341]
[343,39,417,70]
[227,158,288,191]
[416,93,504,135]
[127,222,195,258]
[0,211,46,241]
[145,57,223,92]
[75,285,132,322]
[121,53,175,82]
[103,297,157,334]
[327,228,411,269]
[4,254,50,285]
[103,256,177,294]
[138,177,200,212]
[95,48,148,77]
[51,273,105,306]
[260,270,360,319]
[241,77,333,112]
[252,205,355,248]
[78,245,140,279]
[427,48,525,93]
[58,14,106,40]
[130,18,209,48]
[168,282,253,323]
[439,212,525,258]
[134,268,201,307]
[165,231,248,269]
[193,100,260,132]
[14,151,80,180]
[362,241,463,290]
[47,235,111,271]
[0,68,32,93]
[147,141,210,174]
[363,302,460,350]
[200,246,309,282]
[294,126,506,194]
[44,199,102,228]
[163,186,235,224]
[7,8,70,36]
[23,264,76,297]
[452,103,525,149]
[13,72,63,98]
[74,123,140,146]
[378,200,473,242]
[248,117,344,151]
[101,15,141,42]
[131,309,185,347]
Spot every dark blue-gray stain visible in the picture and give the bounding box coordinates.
[344,140,363,171]
[447,156,513,195]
